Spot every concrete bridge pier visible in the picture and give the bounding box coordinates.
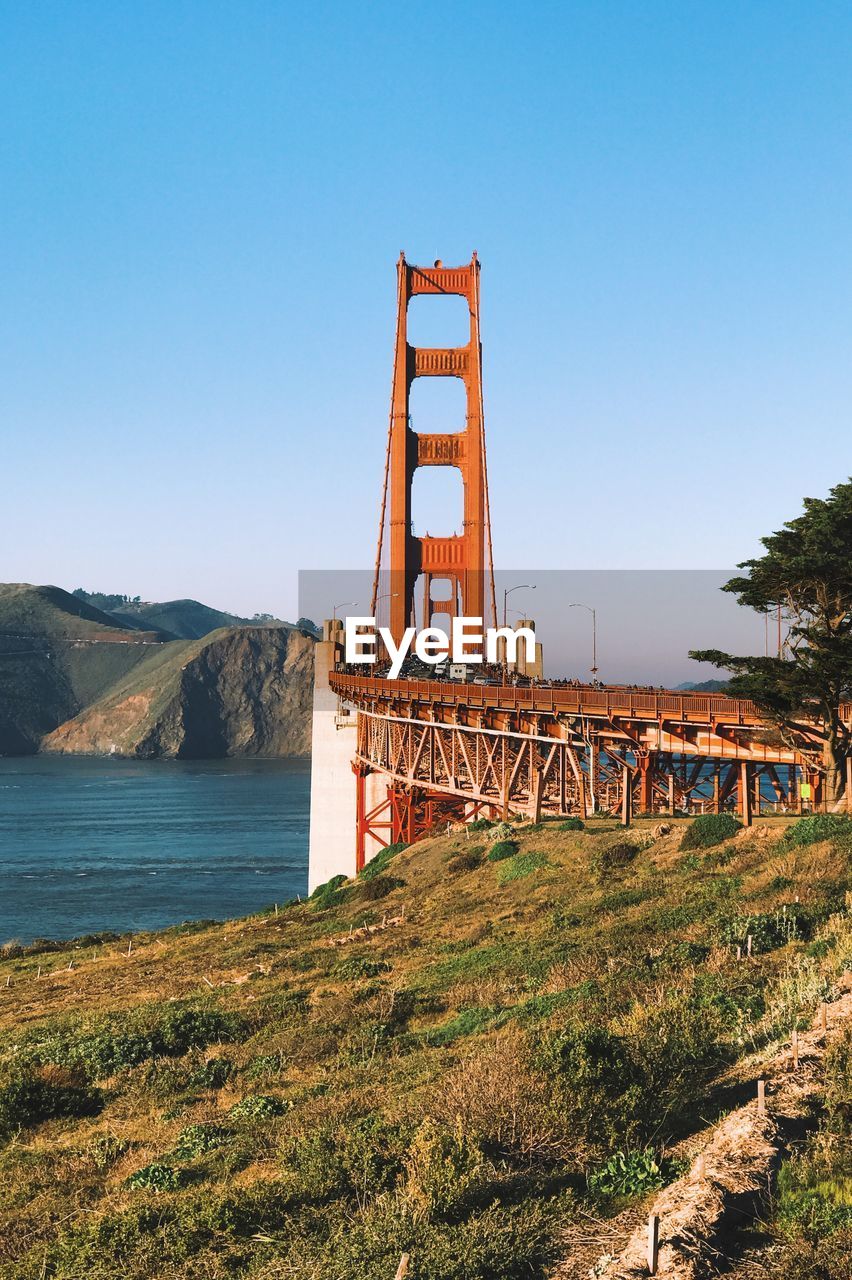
[307,620,385,893]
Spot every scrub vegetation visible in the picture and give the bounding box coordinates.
[1,814,851,1278]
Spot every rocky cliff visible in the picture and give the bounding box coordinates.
[40,626,314,758]
[0,584,163,754]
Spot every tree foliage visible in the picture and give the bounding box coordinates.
[690,479,852,799]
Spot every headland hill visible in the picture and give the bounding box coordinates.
[0,584,317,760]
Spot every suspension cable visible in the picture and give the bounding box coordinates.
[473,258,498,630]
[371,258,405,616]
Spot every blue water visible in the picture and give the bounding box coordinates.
[0,757,310,944]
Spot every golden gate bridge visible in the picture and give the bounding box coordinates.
[308,255,852,886]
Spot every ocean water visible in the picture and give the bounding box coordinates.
[0,756,311,944]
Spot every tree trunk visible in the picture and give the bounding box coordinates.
[822,737,845,809]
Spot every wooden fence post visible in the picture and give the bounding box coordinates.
[394,1254,410,1280]
[757,1078,766,1114]
[647,1214,660,1275]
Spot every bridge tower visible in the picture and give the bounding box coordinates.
[309,254,498,892]
[376,253,497,640]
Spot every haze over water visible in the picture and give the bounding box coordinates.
[0,757,310,944]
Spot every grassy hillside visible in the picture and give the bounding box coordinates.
[1,814,851,1278]
[0,585,163,753]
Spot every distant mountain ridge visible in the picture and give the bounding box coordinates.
[71,590,295,641]
[0,583,314,757]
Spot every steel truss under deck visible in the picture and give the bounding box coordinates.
[334,673,838,869]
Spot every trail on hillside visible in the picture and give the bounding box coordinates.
[553,978,852,1280]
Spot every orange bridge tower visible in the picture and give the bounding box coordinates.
[374,253,497,641]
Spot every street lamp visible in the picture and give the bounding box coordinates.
[501,584,535,678]
[332,600,358,621]
[503,583,535,628]
[568,602,597,679]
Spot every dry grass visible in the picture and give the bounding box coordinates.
[0,815,849,1279]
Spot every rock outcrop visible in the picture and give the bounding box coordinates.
[40,626,314,759]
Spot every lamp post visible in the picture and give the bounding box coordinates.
[332,600,358,621]
[568,602,597,680]
[502,584,535,678]
[503,583,535,628]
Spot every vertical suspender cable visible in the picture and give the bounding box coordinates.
[371,262,405,616]
[473,260,498,631]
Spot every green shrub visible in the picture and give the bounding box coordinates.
[588,1148,673,1199]
[777,1154,852,1236]
[680,813,742,851]
[658,941,711,969]
[558,817,585,831]
[783,813,852,849]
[278,1115,410,1209]
[358,873,404,900]
[229,1094,289,1121]
[245,1052,286,1082]
[18,1003,244,1081]
[333,956,392,980]
[775,1029,852,1245]
[487,840,518,862]
[467,818,494,832]
[497,852,550,884]
[403,1118,489,1218]
[540,1025,643,1149]
[541,992,724,1151]
[126,1162,182,1192]
[0,1068,103,1138]
[360,843,407,880]
[825,1028,852,1134]
[283,1194,559,1280]
[190,1056,233,1089]
[172,1124,231,1160]
[311,874,350,910]
[721,905,809,952]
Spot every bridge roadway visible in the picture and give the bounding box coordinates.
[329,670,850,842]
[330,670,850,753]
[332,670,785,730]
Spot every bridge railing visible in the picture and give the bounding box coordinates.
[329,672,852,728]
[328,672,787,726]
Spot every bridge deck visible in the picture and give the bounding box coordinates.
[330,671,851,730]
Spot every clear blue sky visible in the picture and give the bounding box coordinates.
[2,1,851,620]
